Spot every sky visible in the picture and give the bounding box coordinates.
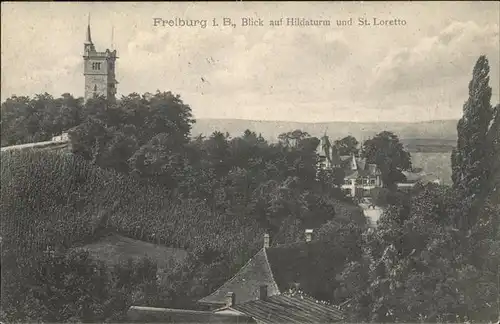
[1,2,499,123]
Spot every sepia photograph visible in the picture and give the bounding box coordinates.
[1,1,499,323]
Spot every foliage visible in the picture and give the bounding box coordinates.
[334,135,359,156]
[370,187,411,209]
[0,149,253,259]
[0,245,163,323]
[451,56,494,205]
[278,129,310,148]
[339,185,499,323]
[340,56,500,323]
[69,91,194,175]
[1,90,374,319]
[316,167,346,195]
[267,223,365,303]
[362,131,412,188]
[1,93,84,147]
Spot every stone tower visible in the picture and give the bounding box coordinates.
[83,19,118,102]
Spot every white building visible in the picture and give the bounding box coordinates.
[316,135,383,198]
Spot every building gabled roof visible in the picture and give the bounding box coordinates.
[367,164,378,175]
[403,170,424,182]
[316,135,332,158]
[344,170,359,180]
[356,158,366,171]
[359,165,381,177]
[199,239,346,307]
[338,154,381,178]
[198,248,280,306]
[227,294,344,324]
[127,306,254,323]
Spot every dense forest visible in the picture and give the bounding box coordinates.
[1,56,499,323]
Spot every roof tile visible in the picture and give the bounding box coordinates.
[198,248,279,306]
[230,295,343,323]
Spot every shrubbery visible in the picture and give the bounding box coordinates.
[0,149,262,257]
[0,244,165,323]
[0,91,368,321]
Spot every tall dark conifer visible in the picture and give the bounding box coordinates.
[451,56,494,211]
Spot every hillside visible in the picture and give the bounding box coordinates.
[0,150,276,259]
[0,150,221,258]
[191,119,458,145]
[76,233,189,269]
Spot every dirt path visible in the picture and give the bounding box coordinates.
[358,198,383,228]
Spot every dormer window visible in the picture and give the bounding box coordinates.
[92,62,101,70]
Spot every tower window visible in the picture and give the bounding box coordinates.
[94,85,97,92]
[92,62,101,70]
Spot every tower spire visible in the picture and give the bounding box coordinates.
[85,13,92,45]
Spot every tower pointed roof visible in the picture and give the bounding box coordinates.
[85,15,93,45]
[350,154,358,170]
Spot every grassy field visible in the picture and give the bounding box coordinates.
[411,152,453,185]
[76,234,189,269]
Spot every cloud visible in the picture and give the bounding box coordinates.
[367,21,499,100]
[119,25,352,107]
[1,2,499,122]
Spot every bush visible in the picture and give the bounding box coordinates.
[1,248,119,323]
[0,150,263,259]
[1,239,170,323]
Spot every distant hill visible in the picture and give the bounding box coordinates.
[191,119,458,151]
[402,138,457,153]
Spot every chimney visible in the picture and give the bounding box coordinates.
[259,285,268,300]
[305,229,313,243]
[263,233,270,249]
[225,292,235,307]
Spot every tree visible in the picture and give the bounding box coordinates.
[278,129,310,148]
[452,56,494,208]
[362,131,412,189]
[1,93,83,147]
[479,104,499,209]
[335,135,359,156]
[339,185,499,323]
[227,130,268,172]
[69,91,194,176]
[128,133,186,188]
[316,168,345,197]
[1,248,119,323]
[202,131,231,177]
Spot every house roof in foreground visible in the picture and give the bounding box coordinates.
[127,306,254,323]
[226,294,344,324]
[199,240,345,307]
[198,248,280,306]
